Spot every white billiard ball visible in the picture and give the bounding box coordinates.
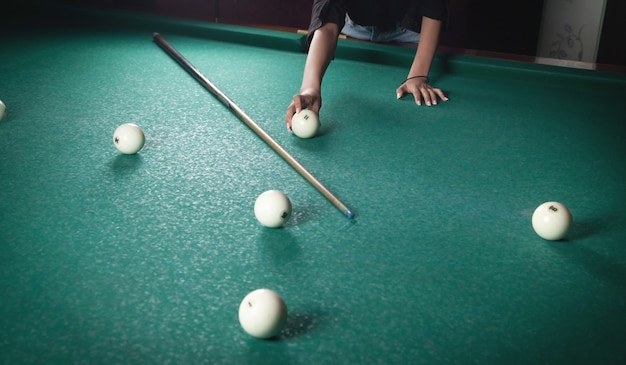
[113,123,145,154]
[0,99,6,121]
[291,109,320,139]
[254,190,292,228]
[531,201,573,241]
[238,288,288,339]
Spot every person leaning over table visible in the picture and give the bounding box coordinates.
[286,0,449,131]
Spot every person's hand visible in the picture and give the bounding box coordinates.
[286,90,321,131]
[396,77,448,106]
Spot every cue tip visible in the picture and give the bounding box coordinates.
[345,210,355,219]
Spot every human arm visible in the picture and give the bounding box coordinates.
[396,16,448,106]
[285,22,340,130]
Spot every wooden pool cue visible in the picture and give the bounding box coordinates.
[153,33,355,219]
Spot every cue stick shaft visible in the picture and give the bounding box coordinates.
[153,33,355,219]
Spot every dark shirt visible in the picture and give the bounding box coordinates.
[308,0,448,38]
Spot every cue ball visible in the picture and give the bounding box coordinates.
[291,109,320,139]
[254,190,292,228]
[113,123,145,154]
[0,99,6,121]
[531,201,573,241]
[238,288,288,339]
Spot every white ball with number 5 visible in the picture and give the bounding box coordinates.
[238,288,288,339]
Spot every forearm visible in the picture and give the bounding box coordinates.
[407,16,441,78]
[397,16,447,105]
[300,23,340,94]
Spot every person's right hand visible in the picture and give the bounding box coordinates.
[285,90,321,132]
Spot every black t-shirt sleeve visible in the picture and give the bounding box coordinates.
[307,0,348,44]
[404,0,448,32]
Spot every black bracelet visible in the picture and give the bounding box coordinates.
[404,75,429,84]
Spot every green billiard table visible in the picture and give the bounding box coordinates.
[1,3,626,364]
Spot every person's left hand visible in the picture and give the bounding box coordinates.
[396,77,448,106]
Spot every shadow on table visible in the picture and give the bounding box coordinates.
[280,305,331,339]
[109,153,144,175]
[547,223,626,289]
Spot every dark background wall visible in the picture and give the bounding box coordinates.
[596,0,626,67]
[445,1,545,56]
[12,0,626,67]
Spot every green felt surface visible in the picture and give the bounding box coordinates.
[1,4,626,365]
